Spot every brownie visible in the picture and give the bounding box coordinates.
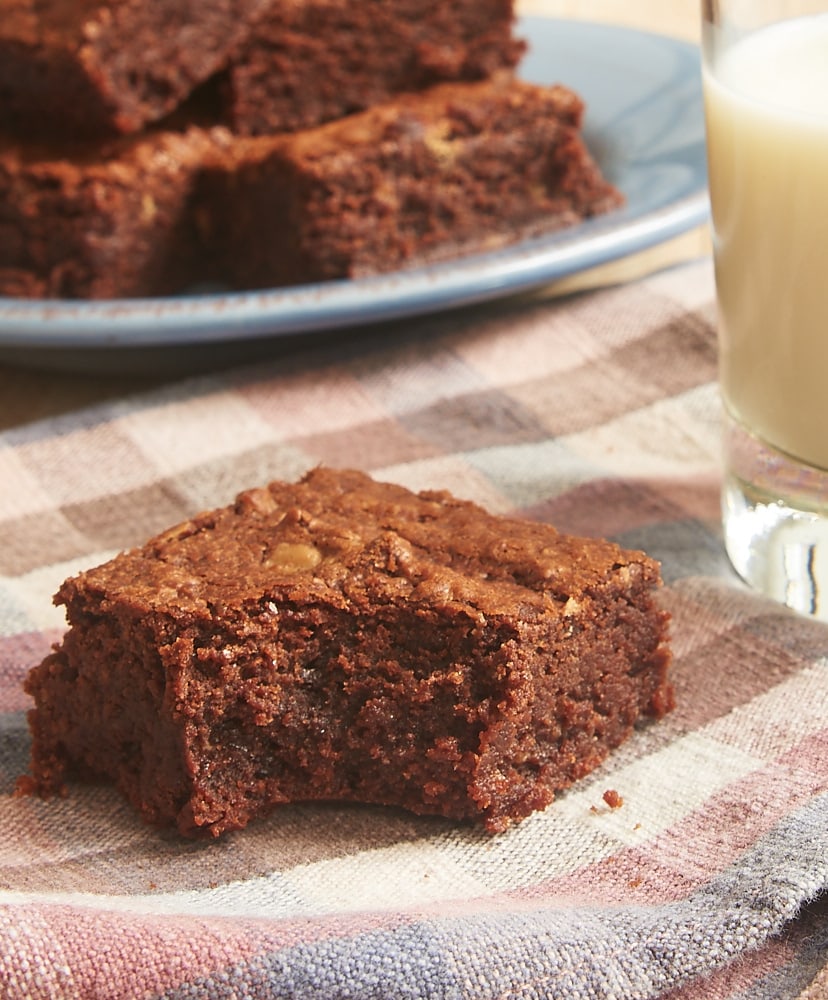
[221,0,526,136]
[20,468,673,838]
[0,267,47,299]
[217,76,625,289]
[0,0,269,141]
[0,127,232,300]
[1,78,622,300]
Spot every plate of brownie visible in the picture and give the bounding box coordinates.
[0,16,708,351]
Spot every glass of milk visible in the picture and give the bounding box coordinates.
[702,0,828,618]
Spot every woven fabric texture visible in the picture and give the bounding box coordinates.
[1,258,826,999]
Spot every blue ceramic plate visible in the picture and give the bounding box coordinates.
[0,18,708,350]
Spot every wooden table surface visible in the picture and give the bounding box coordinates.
[0,0,708,428]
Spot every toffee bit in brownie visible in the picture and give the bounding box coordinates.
[19,467,673,838]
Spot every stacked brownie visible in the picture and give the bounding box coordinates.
[0,0,623,299]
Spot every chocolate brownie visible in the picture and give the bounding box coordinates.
[0,267,46,299]
[0,127,232,300]
[20,468,672,838]
[217,76,625,289]
[0,0,268,141]
[222,0,526,136]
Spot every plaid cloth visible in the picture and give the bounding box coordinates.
[1,258,826,999]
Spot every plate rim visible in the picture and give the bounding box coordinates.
[0,17,709,350]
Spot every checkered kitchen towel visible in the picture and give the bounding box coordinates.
[0,258,826,999]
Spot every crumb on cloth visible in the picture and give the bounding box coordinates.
[602,789,624,809]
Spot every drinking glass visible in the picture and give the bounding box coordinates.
[702,0,828,618]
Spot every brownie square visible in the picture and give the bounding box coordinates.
[0,0,269,140]
[0,127,231,300]
[217,76,624,289]
[222,0,526,135]
[20,468,672,838]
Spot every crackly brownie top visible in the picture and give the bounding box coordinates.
[59,467,660,619]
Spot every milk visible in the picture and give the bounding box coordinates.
[703,15,828,470]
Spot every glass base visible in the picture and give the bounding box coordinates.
[722,414,828,620]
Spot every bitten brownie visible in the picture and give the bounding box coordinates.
[20,468,673,838]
